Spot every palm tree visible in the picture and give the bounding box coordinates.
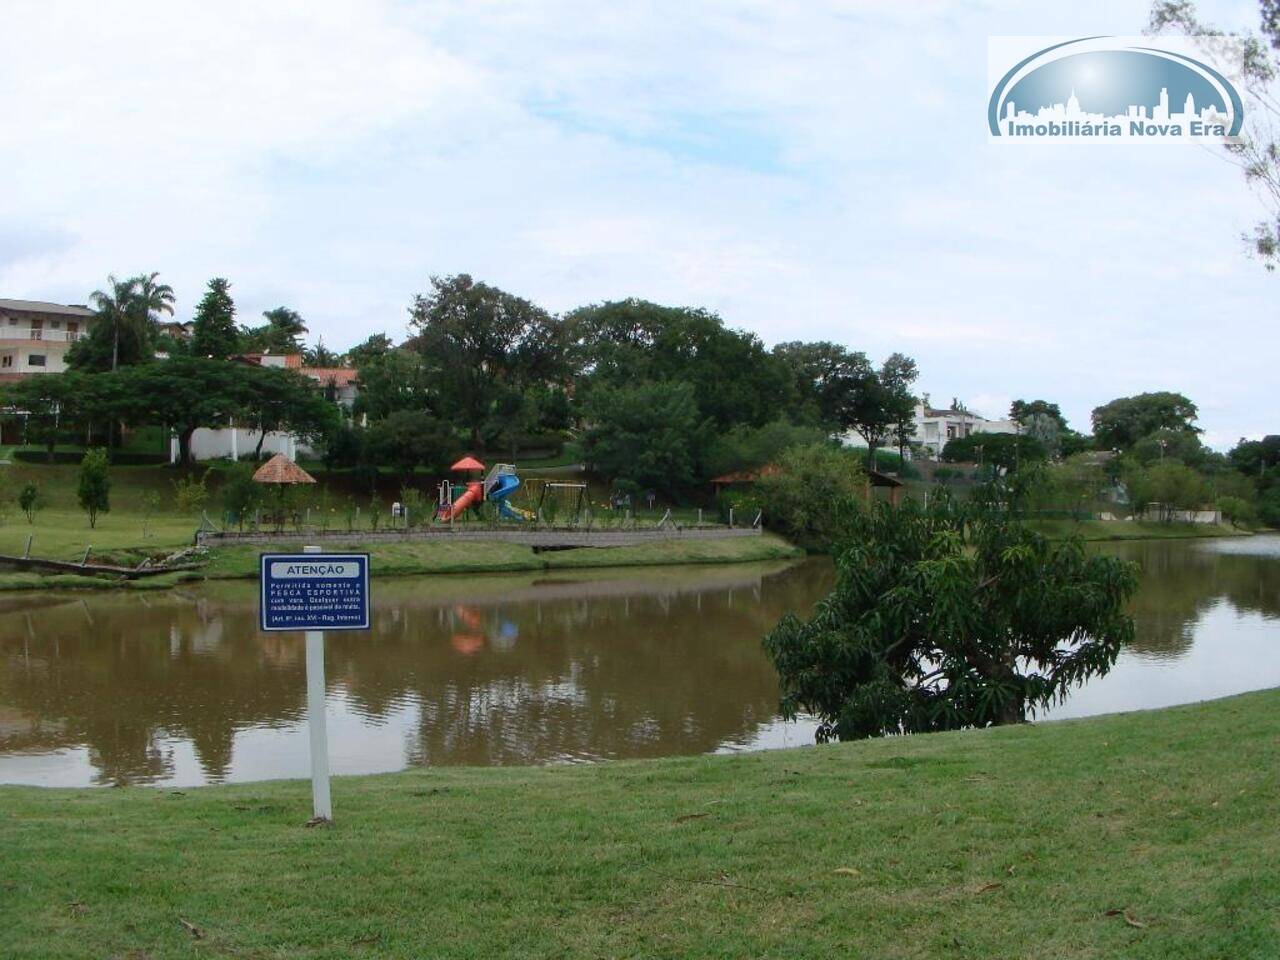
[89,275,139,372]
[134,271,176,339]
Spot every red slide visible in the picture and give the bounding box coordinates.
[438,481,483,521]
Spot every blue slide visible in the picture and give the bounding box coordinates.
[489,473,535,522]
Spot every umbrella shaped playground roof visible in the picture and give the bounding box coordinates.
[451,456,486,472]
[252,453,317,485]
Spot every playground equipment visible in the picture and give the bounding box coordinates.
[532,481,592,526]
[436,458,538,523]
[436,457,595,525]
[484,464,537,522]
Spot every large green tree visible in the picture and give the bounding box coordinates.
[238,365,340,460]
[241,307,308,354]
[771,341,863,427]
[190,278,239,359]
[1009,398,1067,429]
[568,299,792,429]
[580,380,705,495]
[838,353,919,466]
[1091,392,1200,449]
[365,410,456,479]
[1,371,115,458]
[410,274,566,445]
[764,496,1139,739]
[70,273,173,372]
[353,348,436,422]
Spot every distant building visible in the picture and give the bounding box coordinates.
[910,395,1018,458]
[0,299,95,381]
[840,393,1019,459]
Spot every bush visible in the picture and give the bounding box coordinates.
[1258,487,1280,529]
[716,488,763,526]
[755,443,866,549]
[1217,495,1255,528]
[172,473,209,515]
[221,463,264,531]
[703,420,829,478]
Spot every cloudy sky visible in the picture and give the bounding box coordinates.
[2,0,1273,448]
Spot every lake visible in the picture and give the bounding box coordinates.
[2,535,1278,787]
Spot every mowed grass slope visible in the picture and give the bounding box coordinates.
[2,690,1277,959]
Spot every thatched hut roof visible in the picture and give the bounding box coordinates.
[252,454,317,485]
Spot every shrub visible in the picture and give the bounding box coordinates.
[1218,495,1255,528]
[220,464,263,531]
[17,483,42,524]
[172,473,209,515]
[77,448,111,529]
[716,488,763,526]
[755,443,866,549]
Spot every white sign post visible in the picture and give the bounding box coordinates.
[303,546,332,822]
[259,547,371,824]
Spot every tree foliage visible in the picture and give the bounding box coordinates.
[764,496,1139,740]
[1150,1,1280,267]
[568,298,792,429]
[365,410,456,479]
[580,381,705,496]
[353,348,436,422]
[1125,461,1211,520]
[940,432,1047,470]
[69,272,174,372]
[838,353,918,463]
[703,419,831,478]
[77,448,111,528]
[1091,392,1200,449]
[241,307,308,354]
[1010,398,1067,429]
[410,274,565,445]
[754,442,866,548]
[771,341,863,427]
[190,278,239,359]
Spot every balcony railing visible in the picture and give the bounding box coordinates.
[0,328,84,343]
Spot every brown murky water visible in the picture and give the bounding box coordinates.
[1,537,1278,787]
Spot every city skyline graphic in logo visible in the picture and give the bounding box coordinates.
[988,37,1244,143]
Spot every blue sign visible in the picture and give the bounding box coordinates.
[259,553,370,632]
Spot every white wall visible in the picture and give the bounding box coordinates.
[175,427,318,463]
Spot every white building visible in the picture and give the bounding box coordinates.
[839,394,1019,460]
[911,395,1018,458]
[0,299,95,380]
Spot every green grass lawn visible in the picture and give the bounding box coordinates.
[1026,517,1252,542]
[1,690,1276,958]
[197,532,802,580]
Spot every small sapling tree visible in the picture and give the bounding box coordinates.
[77,448,111,529]
[18,482,42,525]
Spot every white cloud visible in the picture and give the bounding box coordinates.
[0,0,1275,446]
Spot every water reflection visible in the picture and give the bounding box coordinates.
[0,560,833,786]
[1102,536,1280,659]
[2,537,1278,787]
